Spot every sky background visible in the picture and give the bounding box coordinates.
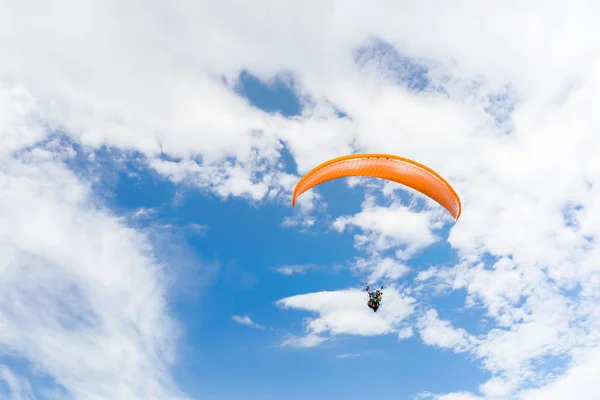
[1,1,600,399]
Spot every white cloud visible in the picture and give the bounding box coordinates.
[232,315,265,330]
[281,214,317,231]
[480,377,513,399]
[280,333,329,349]
[414,254,595,396]
[276,287,415,340]
[415,391,484,400]
[333,196,442,258]
[2,0,600,398]
[336,352,362,359]
[398,326,414,340]
[517,346,600,400]
[0,149,187,397]
[353,256,410,283]
[271,264,315,276]
[421,346,600,399]
[435,393,483,400]
[0,365,35,400]
[417,309,477,353]
[0,84,47,157]
[130,207,157,220]
[187,223,208,234]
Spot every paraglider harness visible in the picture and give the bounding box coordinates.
[366,285,384,312]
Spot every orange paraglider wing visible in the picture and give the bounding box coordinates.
[291,154,462,220]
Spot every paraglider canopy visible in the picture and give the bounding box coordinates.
[292,153,462,220]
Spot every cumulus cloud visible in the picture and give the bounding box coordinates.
[2,0,600,398]
[517,346,600,400]
[333,197,442,259]
[414,253,596,397]
[276,287,415,343]
[398,326,414,340]
[417,309,477,353]
[353,256,410,283]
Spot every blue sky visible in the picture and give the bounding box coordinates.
[86,70,488,400]
[1,3,599,400]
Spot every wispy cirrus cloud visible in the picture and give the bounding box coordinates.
[271,264,316,276]
[232,315,265,330]
[0,147,187,399]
